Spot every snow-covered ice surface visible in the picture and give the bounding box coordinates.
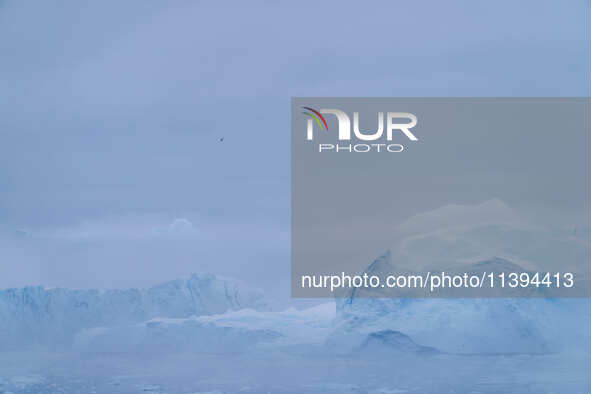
[1,200,591,393]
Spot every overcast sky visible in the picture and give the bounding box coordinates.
[1,1,591,302]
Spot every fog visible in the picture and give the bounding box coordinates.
[2,0,591,300]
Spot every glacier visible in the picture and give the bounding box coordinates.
[0,273,267,349]
[1,200,591,392]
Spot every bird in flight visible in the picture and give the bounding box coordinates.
[219,137,224,142]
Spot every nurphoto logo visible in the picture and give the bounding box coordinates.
[301,106,418,153]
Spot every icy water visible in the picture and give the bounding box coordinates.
[1,351,590,393]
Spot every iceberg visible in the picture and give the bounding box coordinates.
[330,200,591,355]
[0,273,267,349]
[358,330,439,356]
[331,253,562,354]
[73,302,336,353]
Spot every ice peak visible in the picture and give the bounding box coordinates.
[396,198,518,237]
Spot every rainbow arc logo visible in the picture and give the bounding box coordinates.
[301,107,328,132]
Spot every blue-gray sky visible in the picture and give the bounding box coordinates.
[1,1,591,300]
